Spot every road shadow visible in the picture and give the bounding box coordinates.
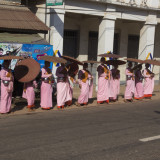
[154,111,160,114]
[152,93,156,96]
[11,99,41,112]
[11,100,26,113]
[88,97,97,104]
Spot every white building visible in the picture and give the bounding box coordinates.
[30,0,160,83]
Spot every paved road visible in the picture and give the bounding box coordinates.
[0,100,160,160]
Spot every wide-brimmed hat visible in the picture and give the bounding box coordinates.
[40,56,67,64]
[83,60,101,64]
[0,55,23,60]
[98,53,122,59]
[144,59,160,66]
[61,55,83,65]
[124,58,144,64]
[14,58,40,83]
[105,60,126,65]
[67,62,79,75]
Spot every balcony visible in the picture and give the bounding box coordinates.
[92,0,160,9]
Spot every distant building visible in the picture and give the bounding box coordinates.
[29,0,160,82]
[2,0,160,82]
[0,0,49,44]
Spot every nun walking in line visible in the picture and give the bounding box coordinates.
[41,61,53,110]
[14,58,40,110]
[142,63,155,99]
[109,64,120,102]
[0,60,14,114]
[56,63,71,109]
[124,62,135,102]
[0,64,1,103]
[22,80,37,110]
[134,64,144,100]
[77,63,93,106]
[97,57,110,104]
[67,62,79,104]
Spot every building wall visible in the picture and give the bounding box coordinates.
[34,0,160,84]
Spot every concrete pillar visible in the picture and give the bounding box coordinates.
[97,17,115,57]
[138,12,157,60]
[49,9,65,55]
[138,24,156,60]
[96,13,116,88]
[78,22,89,62]
[138,13,159,82]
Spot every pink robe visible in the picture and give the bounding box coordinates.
[56,66,72,107]
[89,78,93,99]
[97,65,110,102]
[22,81,37,106]
[78,70,92,104]
[124,68,135,100]
[134,70,144,99]
[109,69,120,100]
[68,76,76,100]
[40,68,53,108]
[57,79,72,107]
[0,69,13,113]
[143,69,154,97]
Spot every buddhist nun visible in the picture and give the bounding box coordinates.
[134,64,144,100]
[77,63,93,106]
[97,57,110,104]
[56,63,72,109]
[22,80,37,109]
[40,61,53,110]
[0,60,14,114]
[109,64,120,102]
[142,63,154,99]
[124,62,135,102]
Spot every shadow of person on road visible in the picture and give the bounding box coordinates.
[154,111,160,114]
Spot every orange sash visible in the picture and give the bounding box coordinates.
[46,68,52,84]
[82,71,88,83]
[70,77,74,83]
[128,71,134,80]
[104,66,110,80]
[6,69,12,78]
[24,83,26,92]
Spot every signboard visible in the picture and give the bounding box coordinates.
[0,43,54,70]
[46,0,63,6]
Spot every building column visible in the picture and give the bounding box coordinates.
[49,9,65,55]
[138,12,157,60]
[138,24,156,60]
[97,17,115,57]
[78,22,89,62]
[96,15,116,88]
[138,12,158,82]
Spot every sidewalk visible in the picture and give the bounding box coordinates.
[1,84,160,116]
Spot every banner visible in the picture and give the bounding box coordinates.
[0,43,53,69]
[46,0,63,6]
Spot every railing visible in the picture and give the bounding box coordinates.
[94,0,160,9]
[116,0,160,8]
[117,0,148,7]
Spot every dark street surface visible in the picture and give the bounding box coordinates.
[0,100,160,160]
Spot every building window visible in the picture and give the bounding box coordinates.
[63,30,79,58]
[127,35,140,58]
[88,31,98,61]
[113,33,120,55]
